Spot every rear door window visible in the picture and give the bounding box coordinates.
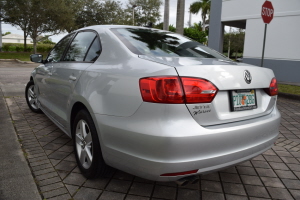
[85,37,102,62]
[63,31,100,62]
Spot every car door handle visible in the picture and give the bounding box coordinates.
[69,75,77,81]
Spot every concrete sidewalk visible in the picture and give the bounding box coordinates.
[0,88,41,200]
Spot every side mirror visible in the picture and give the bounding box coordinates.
[30,54,43,63]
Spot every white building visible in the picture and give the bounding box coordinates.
[2,34,32,44]
[208,0,300,83]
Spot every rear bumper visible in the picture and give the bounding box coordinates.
[95,103,281,181]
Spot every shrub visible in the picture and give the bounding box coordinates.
[37,45,47,53]
[15,46,24,52]
[36,44,54,53]
[25,47,34,52]
[2,43,54,53]
[2,44,10,51]
[4,43,17,51]
[169,25,176,32]
[42,39,56,45]
[183,28,207,44]
[46,45,54,52]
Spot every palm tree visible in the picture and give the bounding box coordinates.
[176,0,185,35]
[189,0,211,31]
[163,0,169,30]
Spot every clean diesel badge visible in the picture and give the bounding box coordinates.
[244,70,252,84]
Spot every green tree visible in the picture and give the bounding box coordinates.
[154,22,164,29]
[28,0,80,53]
[154,23,176,32]
[101,1,127,25]
[2,32,11,36]
[38,36,56,45]
[223,29,245,58]
[189,0,211,31]
[168,25,176,32]
[72,0,126,31]
[1,0,32,50]
[126,0,163,26]
[183,23,207,43]
[1,0,81,53]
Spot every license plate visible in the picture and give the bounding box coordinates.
[230,89,257,111]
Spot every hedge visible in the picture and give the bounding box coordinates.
[2,43,54,53]
[183,28,207,44]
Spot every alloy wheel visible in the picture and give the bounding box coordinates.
[75,120,93,169]
[27,85,38,109]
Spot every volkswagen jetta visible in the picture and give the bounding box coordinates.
[26,25,281,182]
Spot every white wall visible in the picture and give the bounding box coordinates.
[3,38,32,44]
[222,0,300,61]
[244,15,300,61]
[222,0,266,21]
[222,0,300,21]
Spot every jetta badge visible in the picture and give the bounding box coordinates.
[244,70,252,84]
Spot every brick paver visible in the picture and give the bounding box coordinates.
[5,96,300,199]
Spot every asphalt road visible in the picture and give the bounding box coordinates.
[0,61,38,97]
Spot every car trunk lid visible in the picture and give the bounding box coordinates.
[139,56,277,126]
[175,61,277,126]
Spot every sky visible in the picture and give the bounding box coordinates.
[1,0,203,43]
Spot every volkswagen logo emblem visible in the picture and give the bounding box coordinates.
[244,70,252,84]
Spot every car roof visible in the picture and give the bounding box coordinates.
[78,25,154,32]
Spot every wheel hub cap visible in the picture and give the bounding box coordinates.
[27,85,38,109]
[75,120,93,169]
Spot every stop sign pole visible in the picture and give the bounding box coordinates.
[261,1,274,67]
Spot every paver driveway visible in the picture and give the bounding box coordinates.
[1,62,300,200]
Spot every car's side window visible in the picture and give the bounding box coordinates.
[85,37,101,62]
[63,31,98,62]
[46,33,75,63]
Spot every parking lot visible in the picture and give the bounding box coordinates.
[0,61,300,200]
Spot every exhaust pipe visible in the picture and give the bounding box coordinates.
[175,175,199,186]
[189,175,199,184]
[175,177,190,186]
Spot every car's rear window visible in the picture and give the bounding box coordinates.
[111,28,229,60]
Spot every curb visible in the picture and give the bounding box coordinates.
[279,92,300,101]
[0,59,34,64]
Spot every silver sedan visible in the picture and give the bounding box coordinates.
[26,25,281,185]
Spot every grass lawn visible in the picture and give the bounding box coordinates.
[278,84,300,96]
[0,52,48,61]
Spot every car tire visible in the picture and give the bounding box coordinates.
[72,109,111,178]
[25,80,42,113]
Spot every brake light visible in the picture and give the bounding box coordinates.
[139,77,218,104]
[264,78,278,96]
[181,77,218,103]
[139,77,184,103]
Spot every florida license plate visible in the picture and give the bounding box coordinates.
[230,89,257,111]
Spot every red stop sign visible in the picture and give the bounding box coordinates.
[261,1,274,24]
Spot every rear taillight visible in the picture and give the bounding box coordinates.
[264,78,278,96]
[181,77,218,103]
[139,77,184,103]
[139,76,218,104]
